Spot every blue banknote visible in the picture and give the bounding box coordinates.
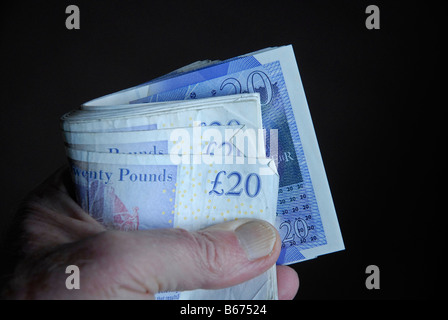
[78,45,344,264]
[131,46,344,264]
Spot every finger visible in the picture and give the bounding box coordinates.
[276,265,299,300]
[8,219,281,299]
[92,219,281,298]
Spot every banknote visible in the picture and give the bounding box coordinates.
[76,45,344,264]
[64,124,270,167]
[66,147,279,300]
[61,93,262,133]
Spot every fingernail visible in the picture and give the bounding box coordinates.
[234,220,277,261]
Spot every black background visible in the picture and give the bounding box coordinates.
[0,0,442,299]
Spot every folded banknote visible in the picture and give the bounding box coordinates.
[61,93,263,132]
[64,124,270,166]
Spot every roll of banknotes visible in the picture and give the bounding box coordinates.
[62,93,279,299]
[60,45,344,299]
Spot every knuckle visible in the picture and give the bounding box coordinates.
[190,231,227,280]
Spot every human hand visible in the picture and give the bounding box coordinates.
[2,166,299,299]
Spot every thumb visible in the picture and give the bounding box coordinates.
[97,218,280,298]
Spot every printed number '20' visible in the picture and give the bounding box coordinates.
[209,171,261,198]
[280,218,310,245]
[220,71,273,105]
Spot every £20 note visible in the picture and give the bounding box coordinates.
[66,147,279,299]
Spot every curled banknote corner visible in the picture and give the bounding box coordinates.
[61,45,344,299]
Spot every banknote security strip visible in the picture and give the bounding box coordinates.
[60,45,344,299]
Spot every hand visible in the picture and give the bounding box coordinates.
[2,166,299,299]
